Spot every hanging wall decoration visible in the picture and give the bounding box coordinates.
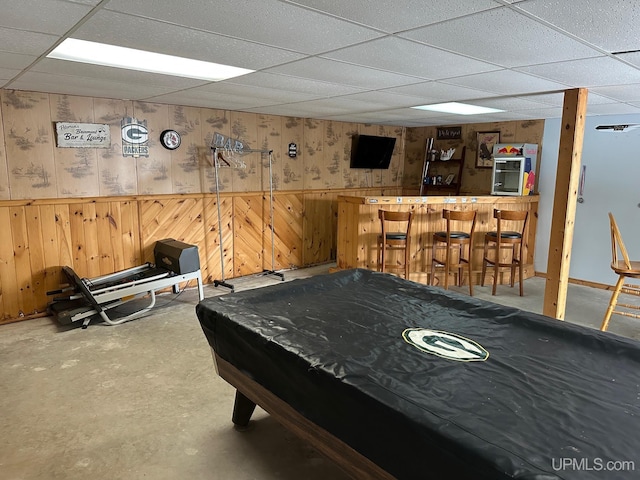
[121,117,149,158]
[55,122,111,148]
[288,142,297,157]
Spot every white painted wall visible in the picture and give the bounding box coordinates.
[535,114,640,285]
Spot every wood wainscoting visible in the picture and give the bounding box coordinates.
[0,188,401,324]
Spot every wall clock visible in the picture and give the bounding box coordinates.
[160,129,181,150]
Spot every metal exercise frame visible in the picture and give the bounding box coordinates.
[211,146,284,293]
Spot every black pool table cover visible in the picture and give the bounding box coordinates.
[196,269,640,480]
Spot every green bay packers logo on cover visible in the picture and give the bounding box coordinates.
[402,328,489,362]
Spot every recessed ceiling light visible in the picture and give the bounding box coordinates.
[411,102,504,115]
[47,38,254,82]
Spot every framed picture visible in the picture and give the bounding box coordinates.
[476,131,500,168]
[444,173,455,185]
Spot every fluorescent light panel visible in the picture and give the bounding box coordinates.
[412,102,504,115]
[47,38,254,82]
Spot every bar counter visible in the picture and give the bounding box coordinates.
[336,194,539,287]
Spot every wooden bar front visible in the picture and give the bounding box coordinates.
[337,195,539,287]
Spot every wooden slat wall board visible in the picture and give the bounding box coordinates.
[0,207,19,320]
[264,193,303,271]
[24,206,47,309]
[258,114,282,192]
[171,105,202,194]
[82,203,101,279]
[233,195,264,277]
[303,118,325,190]
[69,202,88,277]
[323,121,343,189]
[342,123,359,189]
[281,117,304,190]
[92,98,132,195]
[39,204,64,300]
[134,102,173,195]
[120,200,142,268]
[9,206,35,315]
[95,202,116,275]
[303,191,336,266]
[202,195,234,284]
[231,112,261,193]
[50,94,100,198]
[2,91,58,199]
[53,204,74,269]
[138,197,205,269]
[0,101,9,200]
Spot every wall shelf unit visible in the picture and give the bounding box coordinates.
[420,145,466,196]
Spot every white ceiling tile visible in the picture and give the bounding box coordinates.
[323,37,500,79]
[0,51,36,70]
[180,82,322,104]
[105,0,384,54]
[586,103,640,115]
[509,107,562,118]
[223,72,365,97]
[265,57,425,89]
[0,67,20,81]
[444,69,570,95]
[0,26,58,55]
[72,11,305,69]
[336,91,432,108]
[383,81,501,102]
[590,84,640,102]
[516,57,640,87]
[0,0,93,34]
[515,0,640,52]
[286,0,500,33]
[400,7,602,67]
[611,51,640,70]
[8,71,175,99]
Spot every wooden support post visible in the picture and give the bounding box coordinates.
[543,88,588,319]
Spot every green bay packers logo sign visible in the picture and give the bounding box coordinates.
[402,328,489,362]
[121,117,149,158]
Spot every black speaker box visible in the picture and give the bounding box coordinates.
[154,238,200,274]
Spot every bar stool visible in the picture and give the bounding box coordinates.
[481,209,529,296]
[430,209,476,295]
[378,210,413,279]
[601,212,640,332]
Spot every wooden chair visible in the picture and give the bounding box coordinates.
[481,209,529,296]
[378,210,413,279]
[600,212,640,332]
[431,209,476,295]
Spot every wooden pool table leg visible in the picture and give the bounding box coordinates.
[232,390,257,429]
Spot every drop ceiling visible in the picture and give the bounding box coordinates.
[2,0,640,126]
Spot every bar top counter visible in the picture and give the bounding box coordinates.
[336,194,539,287]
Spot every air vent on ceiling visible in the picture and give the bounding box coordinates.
[595,124,640,132]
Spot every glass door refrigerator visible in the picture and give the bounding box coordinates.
[490,143,538,196]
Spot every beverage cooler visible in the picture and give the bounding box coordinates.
[491,143,538,196]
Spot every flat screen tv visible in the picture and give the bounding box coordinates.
[350,134,396,169]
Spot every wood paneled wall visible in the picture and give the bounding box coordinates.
[0,187,401,323]
[404,120,545,195]
[0,90,406,200]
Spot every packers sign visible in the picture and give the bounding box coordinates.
[402,328,489,362]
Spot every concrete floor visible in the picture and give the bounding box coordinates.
[1,265,638,480]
